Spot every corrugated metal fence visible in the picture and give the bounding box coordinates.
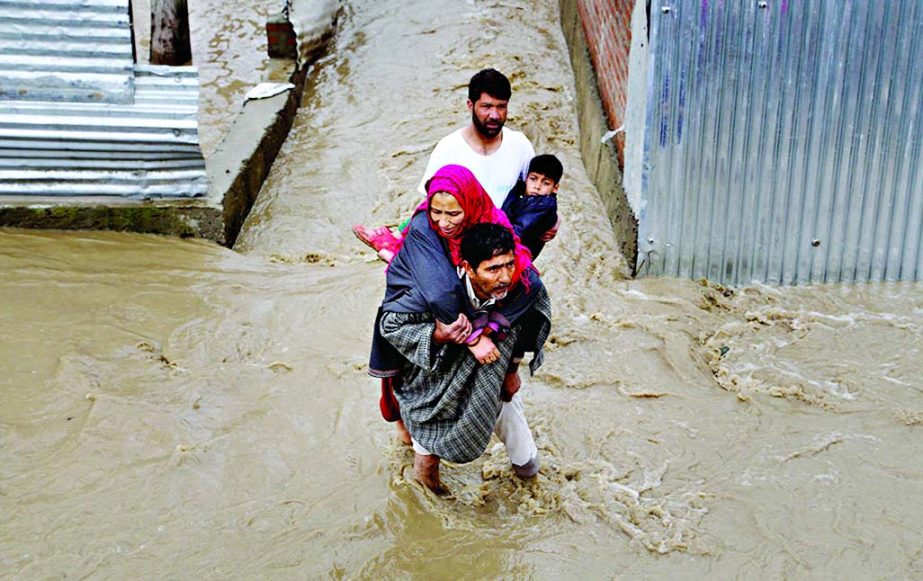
[0,0,135,103]
[640,0,923,284]
[0,0,206,199]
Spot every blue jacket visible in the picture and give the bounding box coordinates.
[500,180,558,259]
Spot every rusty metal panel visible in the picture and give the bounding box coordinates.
[0,0,206,199]
[640,0,923,284]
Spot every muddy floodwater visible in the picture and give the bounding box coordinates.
[3,0,923,578]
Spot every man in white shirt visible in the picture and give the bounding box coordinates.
[418,68,535,207]
[354,69,559,260]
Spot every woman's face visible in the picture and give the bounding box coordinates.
[429,192,465,238]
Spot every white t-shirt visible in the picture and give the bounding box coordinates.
[418,127,535,207]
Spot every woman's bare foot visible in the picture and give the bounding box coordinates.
[352,224,388,248]
[413,453,449,495]
[395,420,412,445]
[377,248,395,263]
[353,225,401,249]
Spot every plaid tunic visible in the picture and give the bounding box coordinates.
[380,287,552,464]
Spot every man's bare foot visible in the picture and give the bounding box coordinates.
[395,420,412,446]
[414,453,449,495]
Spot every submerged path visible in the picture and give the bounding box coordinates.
[1,1,922,578]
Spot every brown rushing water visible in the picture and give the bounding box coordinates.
[3,0,923,577]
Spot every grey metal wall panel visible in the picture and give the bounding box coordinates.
[0,1,206,199]
[641,0,923,284]
[0,0,134,103]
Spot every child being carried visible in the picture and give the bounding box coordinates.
[500,154,563,260]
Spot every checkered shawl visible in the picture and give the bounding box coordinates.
[380,287,552,464]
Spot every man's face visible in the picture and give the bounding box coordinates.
[467,93,508,138]
[525,171,559,196]
[464,250,516,301]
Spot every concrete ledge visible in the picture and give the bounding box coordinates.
[0,195,221,238]
[208,64,308,247]
[560,0,639,273]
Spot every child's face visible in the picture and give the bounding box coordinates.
[525,172,559,196]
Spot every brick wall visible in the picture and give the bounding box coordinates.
[560,0,638,272]
[575,0,633,166]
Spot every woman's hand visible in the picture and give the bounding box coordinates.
[433,314,473,344]
[469,335,501,364]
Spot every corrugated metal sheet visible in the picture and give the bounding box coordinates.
[640,0,923,284]
[0,0,134,103]
[0,0,206,199]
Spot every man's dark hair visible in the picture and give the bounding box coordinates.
[461,223,515,269]
[528,154,564,184]
[468,68,512,102]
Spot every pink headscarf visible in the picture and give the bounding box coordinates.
[403,164,535,289]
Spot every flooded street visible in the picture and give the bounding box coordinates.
[3,0,923,578]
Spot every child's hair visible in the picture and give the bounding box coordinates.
[528,154,564,184]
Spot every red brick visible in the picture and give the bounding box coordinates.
[576,0,633,161]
